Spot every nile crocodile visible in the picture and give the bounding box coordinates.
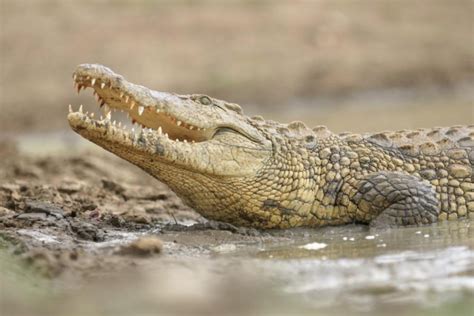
[68,64,474,229]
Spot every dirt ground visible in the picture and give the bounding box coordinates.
[0,139,270,275]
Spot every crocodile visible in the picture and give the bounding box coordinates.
[68,64,474,229]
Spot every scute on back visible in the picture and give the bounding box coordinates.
[357,125,474,156]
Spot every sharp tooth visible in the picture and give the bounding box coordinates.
[177,121,182,126]
[183,139,187,143]
[76,84,81,94]
[120,92,124,98]
[165,133,168,138]
[113,120,116,125]
[131,127,135,134]
[101,82,106,89]
[91,78,96,86]
[79,104,83,113]
[176,139,180,142]
[90,113,95,118]
[118,122,122,127]
[192,140,195,143]
[158,126,162,135]
[125,95,129,103]
[156,109,160,113]
[103,104,110,114]
[68,104,72,113]
[130,101,135,110]
[189,126,194,130]
[138,106,144,116]
[106,111,111,120]
[73,74,77,81]
[100,115,103,120]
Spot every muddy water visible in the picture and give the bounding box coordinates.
[254,220,474,314]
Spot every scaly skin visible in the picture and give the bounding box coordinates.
[68,64,474,229]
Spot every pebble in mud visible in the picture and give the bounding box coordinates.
[57,180,84,194]
[120,208,152,225]
[117,236,163,257]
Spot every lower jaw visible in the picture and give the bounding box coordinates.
[69,115,202,182]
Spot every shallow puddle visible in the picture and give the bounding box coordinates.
[250,219,474,314]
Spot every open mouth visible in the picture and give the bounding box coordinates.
[68,64,271,178]
[68,71,213,144]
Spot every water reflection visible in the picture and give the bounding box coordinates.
[253,219,474,313]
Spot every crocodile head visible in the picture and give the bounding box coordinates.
[68,64,282,226]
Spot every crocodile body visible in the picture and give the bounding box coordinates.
[68,64,474,229]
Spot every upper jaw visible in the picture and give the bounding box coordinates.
[71,64,214,143]
[70,63,268,145]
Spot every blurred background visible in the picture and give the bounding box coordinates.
[1,0,473,137]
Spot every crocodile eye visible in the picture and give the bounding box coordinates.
[198,96,212,105]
